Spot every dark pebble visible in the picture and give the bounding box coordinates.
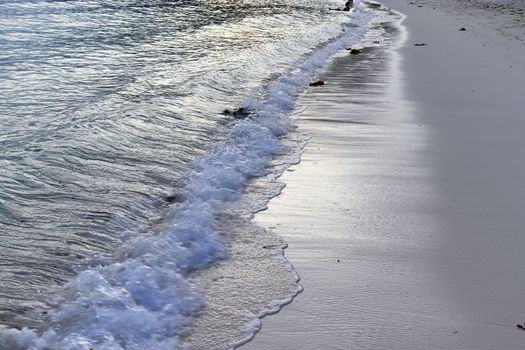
[309,80,325,87]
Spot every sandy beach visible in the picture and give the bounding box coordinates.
[243,1,525,349]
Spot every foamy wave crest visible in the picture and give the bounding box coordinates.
[0,5,373,350]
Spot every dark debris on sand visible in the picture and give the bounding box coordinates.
[222,107,252,119]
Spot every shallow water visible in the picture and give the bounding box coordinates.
[0,0,375,348]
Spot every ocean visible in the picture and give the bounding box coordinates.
[0,0,374,348]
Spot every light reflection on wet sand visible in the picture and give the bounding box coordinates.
[246,3,525,349]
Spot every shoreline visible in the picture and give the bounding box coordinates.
[182,6,377,350]
[243,0,525,349]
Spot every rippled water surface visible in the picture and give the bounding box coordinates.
[0,0,373,348]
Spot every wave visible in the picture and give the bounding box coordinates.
[0,4,374,350]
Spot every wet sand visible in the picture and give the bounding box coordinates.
[243,1,525,349]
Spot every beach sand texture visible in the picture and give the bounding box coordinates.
[244,1,525,349]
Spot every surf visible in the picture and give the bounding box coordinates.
[0,2,374,349]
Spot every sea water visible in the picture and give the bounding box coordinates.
[0,0,374,348]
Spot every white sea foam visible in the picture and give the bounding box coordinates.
[0,4,373,350]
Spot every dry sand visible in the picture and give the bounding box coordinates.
[242,1,525,349]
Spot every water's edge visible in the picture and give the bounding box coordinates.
[231,3,406,349]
